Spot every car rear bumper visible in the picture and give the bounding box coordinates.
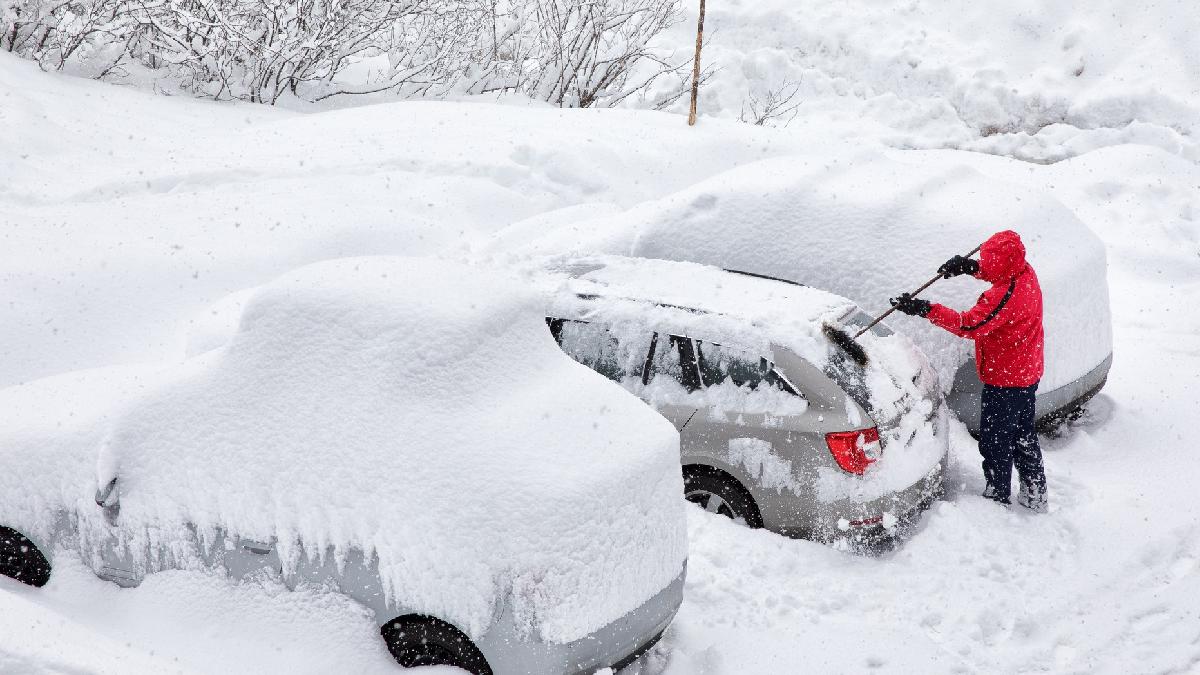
[816,457,946,545]
[477,564,685,675]
[947,352,1113,433]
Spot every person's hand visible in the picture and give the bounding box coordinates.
[938,254,980,279]
[889,293,931,317]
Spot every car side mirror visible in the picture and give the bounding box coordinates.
[95,477,120,524]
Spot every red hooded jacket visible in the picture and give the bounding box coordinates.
[926,230,1044,388]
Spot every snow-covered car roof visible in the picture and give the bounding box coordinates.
[535,255,858,367]
[94,256,686,644]
[496,149,1113,394]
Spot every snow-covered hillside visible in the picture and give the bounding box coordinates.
[654,0,1200,163]
[3,0,1200,671]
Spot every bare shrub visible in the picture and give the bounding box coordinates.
[739,78,803,127]
[2,0,689,107]
[461,0,689,108]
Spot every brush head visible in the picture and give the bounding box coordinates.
[822,323,869,368]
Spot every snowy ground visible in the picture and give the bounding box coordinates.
[4,4,1200,671]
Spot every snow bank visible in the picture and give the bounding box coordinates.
[645,0,1200,162]
[504,150,1113,396]
[96,256,686,644]
[0,577,179,674]
[0,51,841,390]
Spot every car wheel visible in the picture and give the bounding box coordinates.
[0,526,51,587]
[683,467,763,529]
[380,614,492,675]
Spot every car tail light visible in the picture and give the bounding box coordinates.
[825,427,882,475]
[849,515,884,527]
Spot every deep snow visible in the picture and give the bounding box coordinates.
[650,0,1200,163]
[4,1,1200,671]
[0,52,836,389]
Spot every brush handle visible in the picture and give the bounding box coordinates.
[852,244,983,339]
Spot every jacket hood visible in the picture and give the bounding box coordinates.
[978,230,1027,283]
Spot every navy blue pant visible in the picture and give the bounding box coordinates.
[979,383,1046,502]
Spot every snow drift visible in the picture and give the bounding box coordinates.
[648,0,1200,162]
[88,257,687,644]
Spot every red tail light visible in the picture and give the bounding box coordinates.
[825,427,882,475]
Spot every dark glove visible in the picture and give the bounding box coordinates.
[938,255,980,279]
[889,293,931,318]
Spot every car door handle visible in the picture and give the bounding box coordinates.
[241,541,273,555]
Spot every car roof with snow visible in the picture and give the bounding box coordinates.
[534,254,941,435]
[536,255,859,365]
[94,256,686,645]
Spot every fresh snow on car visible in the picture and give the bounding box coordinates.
[1,257,687,674]
[532,255,947,543]
[3,1,1200,670]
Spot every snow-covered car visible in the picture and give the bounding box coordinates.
[496,150,1113,433]
[0,257,688,675]
[533,255,949,542]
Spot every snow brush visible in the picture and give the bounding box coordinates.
[822,243,983,368]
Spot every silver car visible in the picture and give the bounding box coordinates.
[0,257,687,675]
[539,256,949,542]
[2,515,683,674]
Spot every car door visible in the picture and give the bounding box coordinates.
[548,318,699,431]
[639,332,702,432]
[221,533,283,580]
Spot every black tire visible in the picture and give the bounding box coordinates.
[0,526,51,587]
[683,467,763,529]
[380,614,492,675]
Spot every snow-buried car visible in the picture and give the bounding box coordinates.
[0,257,687,675]
[530,255,949,543]
[493,149,1113,433]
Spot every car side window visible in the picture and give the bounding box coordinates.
[645,334,702,392]
[548,318,653,385]
[695,341,800,397]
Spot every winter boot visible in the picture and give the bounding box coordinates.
[982,483,1011,506]
[1016,485,1047,513]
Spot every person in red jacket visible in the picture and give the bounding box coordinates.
[890,230,1048,512]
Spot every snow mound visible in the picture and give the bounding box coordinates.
[501,150,1112,394]
[0,51,843,390]
[648,0,1200,162]
[96,256,686,644]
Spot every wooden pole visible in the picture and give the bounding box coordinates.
[687,0,706,126]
